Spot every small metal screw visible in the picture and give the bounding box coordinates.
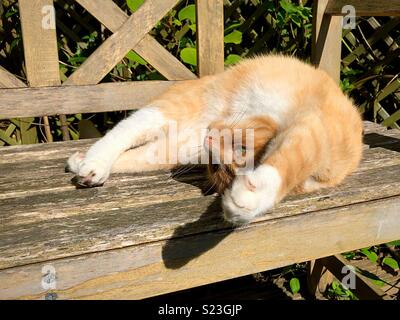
[45,292,58,300]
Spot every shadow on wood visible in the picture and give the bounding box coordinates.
[364,133,400,152]
[162,197,235,269]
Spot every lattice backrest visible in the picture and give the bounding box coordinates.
[0,0,224,119]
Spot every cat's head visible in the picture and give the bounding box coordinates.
[204,116,277,194]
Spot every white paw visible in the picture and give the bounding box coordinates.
[66,152,111,187]
[222,165,281,225]
[65,152,84,174]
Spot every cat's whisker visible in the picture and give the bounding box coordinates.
[203,180,217,195]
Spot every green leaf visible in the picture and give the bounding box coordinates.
[382,257,399,271]
[180,47,197,66]
[387,240,400,246]
[360,248,378,263]
[126,51,147,65]
[126,0,144,13]
[289,277,300,294]
[188,24,197,32]
[356,268,386,287]
[342,251,356,260]
[173,18,182,26]
[225,54,241,65]
[224,30,243,44]
[178,5,196,24]
[280,0,298,14]
[371,279,386,287]
[224,23,243,34]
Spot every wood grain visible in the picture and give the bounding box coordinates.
[18,0,68,141]
[0,81,180,119]
[326,0,400,16]
[64,0,179,85]
[0,66,26,88]
[18,0,60,87]
[75,0,196,81]
[0,195,399,299]
[312,0,342,82]
[196,0,225,76]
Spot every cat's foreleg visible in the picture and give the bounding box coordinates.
[222,116,324,224]
[111,139,177,173]
[66,107,167,186]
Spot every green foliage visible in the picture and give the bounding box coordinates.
[126,0,144,13]
[126,51,147,66]
[360,247,379,263]
[224,30,243,44]
[225,54,242,66]
[387,240,400,247]
[180,47,197,66]
[382,257,399,271]
[289,277,300,294]
[178,4,196,24]
[326,281,358,300]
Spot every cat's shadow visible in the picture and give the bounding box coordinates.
[162,166,236,269]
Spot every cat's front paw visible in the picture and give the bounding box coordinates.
[222,165,281,225]
[66,152,111,187]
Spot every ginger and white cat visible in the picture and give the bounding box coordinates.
[66,55,363,225]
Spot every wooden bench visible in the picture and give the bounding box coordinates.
[1,0,400,299]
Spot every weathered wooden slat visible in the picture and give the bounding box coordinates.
[64,0,179,85]
[75,0,196,80]
[326,0,400,16]
[1,195,399,299]
[19,0,60,87]
[0,67,26,88]
[312,0,342,82]
[196,0,225,76]
[19,0,68,141]
[0,81,179,119]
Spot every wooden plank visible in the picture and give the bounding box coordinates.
[312,0,342,82]
[0,67,26,88]
[75,0,196,80]
[19,0,60,87]
[1,195,399,299]
[0,81,179,119]
[18,0,68,141]
[64,0,179,85]
[307,259,333,297]
[196,0,225,76]
[326,0,400,16]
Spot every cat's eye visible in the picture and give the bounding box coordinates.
[234,145,246,154]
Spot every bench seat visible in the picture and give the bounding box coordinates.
[1,121,399,299]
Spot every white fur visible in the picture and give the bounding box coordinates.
[230,79,293,125]
[67,107,165,185]
[222,164,282,224]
